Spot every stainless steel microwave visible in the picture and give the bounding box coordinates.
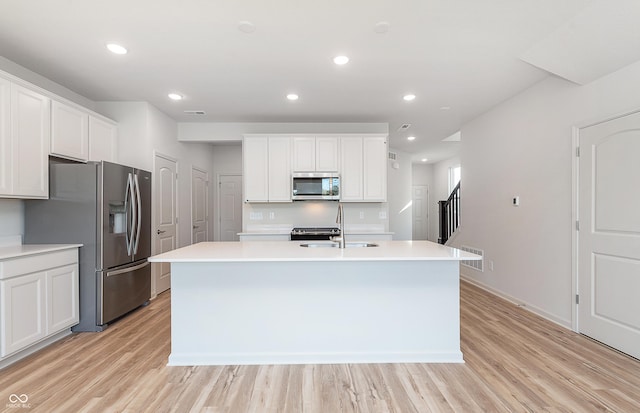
[292,172,340,200]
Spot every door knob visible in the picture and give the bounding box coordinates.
[157,229,166,235]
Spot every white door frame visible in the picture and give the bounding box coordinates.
[152,151,179,298]
[571,107,640,332]
[216,173,242,241]
[191,165,209,244]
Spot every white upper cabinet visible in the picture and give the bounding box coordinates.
[244,136,292,203]
[292,136,339,172]
[340,136,387,202]
[340,137,364,201]
[243,136,269,202]
[88,115,118,162]
[51,100,89,161]
[363,137,387,202]
[267,137,292,202]
[1,82,51,199]
[292,137,315,171]
[0,76,10,195]
[315,137,340,171]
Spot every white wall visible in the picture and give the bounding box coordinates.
[0,200,23,237]
[211,145,243,241]
[387,149,412,240]
[96,101,216,249]
[453,60,640,328]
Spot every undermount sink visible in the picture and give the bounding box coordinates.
[300,242,379,248]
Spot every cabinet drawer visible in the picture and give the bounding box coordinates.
[0,249,78,280]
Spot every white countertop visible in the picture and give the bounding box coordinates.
[149,240,481,263]
[0,244,83,261]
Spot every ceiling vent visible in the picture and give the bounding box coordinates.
[184,110,206,115]
[388,151,397,161]
[397,124,411,131]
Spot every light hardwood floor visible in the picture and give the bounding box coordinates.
[1,281,639,412]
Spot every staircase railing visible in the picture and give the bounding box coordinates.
[438,182,460,245]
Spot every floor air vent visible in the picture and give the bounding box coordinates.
[460,245,483,272]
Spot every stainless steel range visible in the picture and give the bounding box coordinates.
[290,227,340,241]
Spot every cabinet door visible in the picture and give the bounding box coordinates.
[89,115,118,162]
[363,137,387,201]
[243,137,269,202]
[0,76,10,195]
[1,273,46,357]
[340,137,363,201]
[46,264,79,333]
[10,84,50,198]
[268,137,292,202]
[316,137,339,172]
[292,137,315,172]
[51,100,89,161]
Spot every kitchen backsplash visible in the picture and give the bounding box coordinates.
[243,201,389,233]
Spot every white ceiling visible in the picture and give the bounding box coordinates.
[1,0,630,163]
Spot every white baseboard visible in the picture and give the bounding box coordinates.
[461,274,572,330]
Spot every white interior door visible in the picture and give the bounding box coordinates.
[154,154,177,294]
[578,110,640,359]
[219,175,242,241]
[412,185,429,240]
[191,167,208,244]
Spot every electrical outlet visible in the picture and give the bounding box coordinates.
[488,260,494,271]
[513,196,520,206]
[379,211,387,219]
[249,212,263,220]
[359,211,365,219]
[269,212,275,220]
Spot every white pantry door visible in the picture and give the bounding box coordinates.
[578,110,640,359]
[154,154,178,294]
[191,167,208,244]
[219,175,242,241]
[412,185,429,240]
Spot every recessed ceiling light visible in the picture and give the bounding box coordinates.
[333,55,349,65]
[168,93,183,101]
[421,158,428,162]
[106,43,127,55]
[374,21,390,34]
[286,94,299,101]
[238,21,256,33]
[440,106,451,110]
[407,136,416,141]
[403,94,416,101]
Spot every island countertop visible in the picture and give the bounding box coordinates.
[148,240,481,263]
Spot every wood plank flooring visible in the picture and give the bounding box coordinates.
[1,280,639,412]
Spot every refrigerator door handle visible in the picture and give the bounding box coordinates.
[106,260,149,277]
[133,173,142,255]
[124,173,134,256]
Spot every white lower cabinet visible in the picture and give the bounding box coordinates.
[0,248,79,359]
[0,272,45,356]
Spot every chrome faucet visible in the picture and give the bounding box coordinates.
[332,202,346,248]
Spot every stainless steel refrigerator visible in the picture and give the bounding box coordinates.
[25,159,152,332]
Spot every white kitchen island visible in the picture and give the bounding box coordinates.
[148,240,480,366]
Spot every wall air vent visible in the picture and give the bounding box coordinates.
[397,124,411,131]
[460,245,484,272]
[184,110,206,115]
[388,151,397,161]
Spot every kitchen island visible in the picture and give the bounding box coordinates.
[148,240,480,366]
